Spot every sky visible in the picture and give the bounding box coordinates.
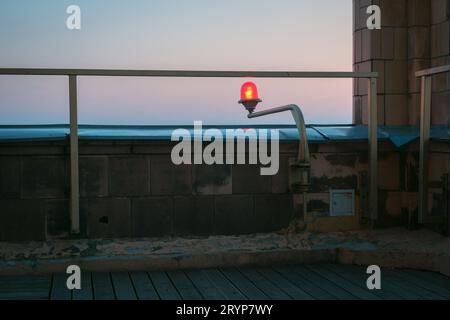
[0,0,353,125]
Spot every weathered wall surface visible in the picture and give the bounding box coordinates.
[0,140,364,241]
[1,139,449,241]
[353,0,450,125]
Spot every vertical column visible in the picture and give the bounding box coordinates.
[69,75,80,234]
[368,77,378,223]
[418,75,432,224]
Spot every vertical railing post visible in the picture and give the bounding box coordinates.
[419,75,432,224]
[368,77,378,225]
[69,75,80,234]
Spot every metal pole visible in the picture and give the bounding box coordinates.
[418,75,432,224]
[368,78,378,225]
[69,75,80,234]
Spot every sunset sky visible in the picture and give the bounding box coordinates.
[0,0,353,125]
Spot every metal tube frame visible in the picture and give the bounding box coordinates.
[416,65,450,225]
[0,68,379,233]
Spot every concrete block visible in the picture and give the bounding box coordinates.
[431,92,450,125]
[378,153,400,190]
[361,94,385,125]
[408,0,431,26]
[381,28,395,60]
[232,165,271,194]
[431,0,450,24]
[353,96,363,124]
[86,198,131,238]
[310,154,359,193]
[150,156,192,195]
[0,157,21,199]
[173,196,215,236]
[428,153,450,182]
[385,60,408,94]
[45,199,69,238]
[431,21,450,57]
[254,195,293,232]
[385,94,408,125]
[0,199,45,241]
[214,195,254,235]
[193,164,232,195]
[394,28,408,59]
[408,27,430,59]
[109,156,149,196]
[79,156,108,198]
[132,197,173,237]
[173,196,194,236]
[272,156,290,194]
[408,93,421,125]
[380,0,408,27]
[21,157,67,199]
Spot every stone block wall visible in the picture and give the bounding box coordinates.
[1,139,449,241]
[354,0,450,125]
[0,139,371,241]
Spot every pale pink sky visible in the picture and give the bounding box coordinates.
[0,0,353,125]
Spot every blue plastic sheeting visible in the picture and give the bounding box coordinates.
[0,126,69,141]
[379,126,420,148]
[0,125,449,147]
[313,126,389,142]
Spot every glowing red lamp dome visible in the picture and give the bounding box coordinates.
[239,81,262,113]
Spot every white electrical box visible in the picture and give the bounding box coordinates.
[330,190,355,217]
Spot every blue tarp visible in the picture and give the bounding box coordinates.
[0,125,449,147]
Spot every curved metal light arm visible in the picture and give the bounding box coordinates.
[247,104,310,165]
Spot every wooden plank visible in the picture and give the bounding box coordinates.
[389,269,450,299]
[0,276,51,300]
[92,273,115,300]
[50,273,71,300]
[382,269,437,300]
[148,271,181,300]
[322,264,403,300]
[220,268,269,300]
[185,270,226,300]
[167,271,202,300]
[304,265,380,300]
[256,268,313,300]
[130,272,159,300]
[404,270,450,292]
[111,272,137,300]
[238,268,290,300]
[72,272,93,300]
[383,269,445,300]
[289,265,357,300]
[203,269,246,300]
[273,266,336,300]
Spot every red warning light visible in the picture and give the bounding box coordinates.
[239,82,262,113]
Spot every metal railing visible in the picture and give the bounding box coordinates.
[416,64,450,224]
[0,68,379,234]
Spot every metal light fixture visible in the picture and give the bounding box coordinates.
[238,81,262,113]
[238,81,311,214]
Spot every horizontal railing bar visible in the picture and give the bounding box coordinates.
[416,65,450,77]
[0,68,378,78]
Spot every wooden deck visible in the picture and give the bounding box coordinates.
[1,264,450,300]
